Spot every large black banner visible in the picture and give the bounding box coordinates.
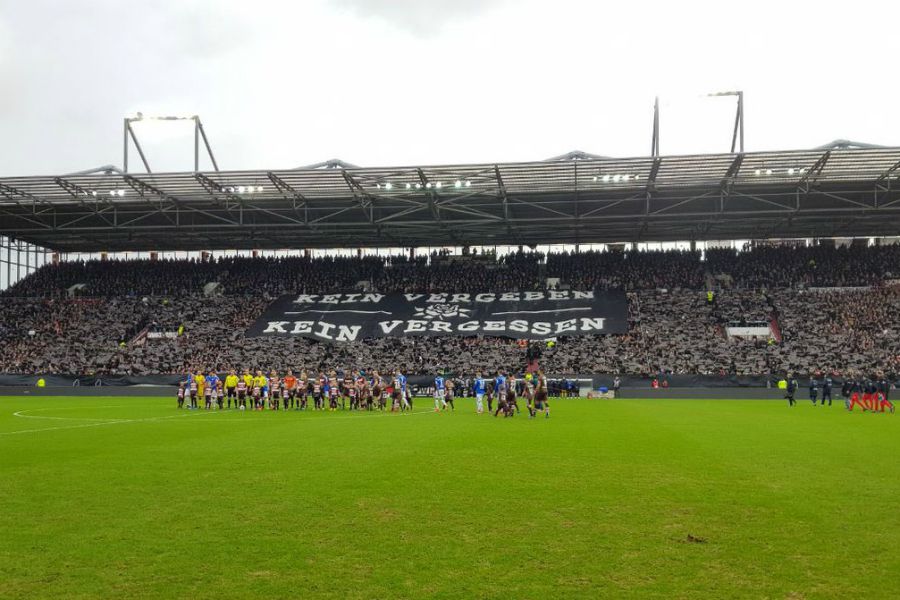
[245,290,628,342]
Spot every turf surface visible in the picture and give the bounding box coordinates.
[1,395,899,599]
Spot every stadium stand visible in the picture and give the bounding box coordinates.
[1,245,899,378]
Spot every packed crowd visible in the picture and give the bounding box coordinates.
[1,244,899,378]
[3,253,544,299]
[7,243,900,299]
[704,244,900,288]
[1,288,897,378]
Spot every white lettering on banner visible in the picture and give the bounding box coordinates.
[264,322,289,333]
[291,321,313,334]
[336,325,361,342]
[250,290,627,340]
[379,320,404,334]
[580,317,606,331]
[509,320,529,332]
[532,322,551,335]
[555,318,577,333]
[404,320,428,332]
[291,291,603,305]
[316,322,335,339]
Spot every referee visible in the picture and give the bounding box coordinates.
[785,375,797,407]
[822,372,833,406]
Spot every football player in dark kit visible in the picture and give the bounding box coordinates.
[821,372,833,406]
[841,376,853,409]
[809,376,818,405]
[785,375,798,407]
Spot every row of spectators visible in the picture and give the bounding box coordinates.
[6,244,900,298]
[704,245,900,289]
[2,288,897,377]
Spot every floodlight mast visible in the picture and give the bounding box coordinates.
[122,114,220,173]
[707,91,745,153]
[651,96,660,157]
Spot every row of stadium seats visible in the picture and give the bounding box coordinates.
[4,244,900,298]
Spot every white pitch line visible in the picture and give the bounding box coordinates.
[13,407,129,423]
[12,404,157,423]
[0,412,203,437]
[1,405,437,436]
[12,413,127,423]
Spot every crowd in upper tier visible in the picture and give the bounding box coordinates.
[6,243,900,298]
[0,243,899,378]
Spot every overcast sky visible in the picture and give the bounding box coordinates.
[1,0,898,176]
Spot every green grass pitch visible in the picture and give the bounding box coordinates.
[1,395,899,599]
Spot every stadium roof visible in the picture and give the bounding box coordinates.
[2,146,900,252]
